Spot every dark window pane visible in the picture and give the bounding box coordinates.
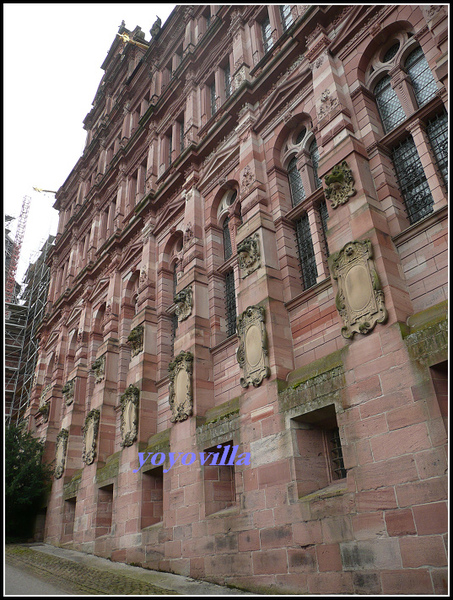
[392,135,434,224]
[374,76,406,133]
[280,5,293,31]
[318,199,329,259]
[405,47,438,107]
[426,111,448,185]
[223,216,232,260]
[295,213,317,289]
[225,270,237,337]
[288,156,305,207]
[225,63,231,98]
[383,42,400,63]
[309,140,322,189]
[261,17,273,53]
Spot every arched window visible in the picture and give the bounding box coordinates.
[223,216,232,260]
[288,156,306,207]
[405,46,438,107]
[374,75,406,133]
[309,139,322,189]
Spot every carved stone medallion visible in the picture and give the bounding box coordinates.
[324,160,356,209]
[237,233,261,278]
[55,428,69,479]
[62,379,75,406]
[82,409,100,465]
[91,355,106,383]
[127,325,144,357]
[329,240,388,339]
[174,286,193,322]
[120,384,140,447]
[236,306,270,388]
[168,351,193,423]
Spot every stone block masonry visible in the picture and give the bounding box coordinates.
[26,5,448,596]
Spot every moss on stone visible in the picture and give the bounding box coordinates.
[96,452,120,484]
[284,348,345,391]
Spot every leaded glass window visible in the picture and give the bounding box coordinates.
[168,132,173,166]
[180,119,185,152]
[426,112,448,185]
[382,42,400,63]
[224,270,237,337]
[295,213,318,290]
[392,136,434,224]
[288,156,305,207]
[170,314,178,357]
[374,75,406,133]
[210,81,217,115]
[223,216,232,260]
[309,140,322,189]
[225,63,231,99]
[318,199,330,259]
[280,5,293,32]
[405,47,438,107]
[261,17,273,53]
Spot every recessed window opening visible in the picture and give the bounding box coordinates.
[141,466,164,528]
[203,441,236,516]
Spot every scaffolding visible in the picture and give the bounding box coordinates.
[5,235,54,425]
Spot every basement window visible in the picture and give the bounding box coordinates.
[62,497,76,542]
[95,484,114,537]
[291,404,346,498]
[203,441,236,516]
[141,465,164,528]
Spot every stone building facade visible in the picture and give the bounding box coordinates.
[26,5,448,595]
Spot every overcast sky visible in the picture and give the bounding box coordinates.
[4,3,176,283]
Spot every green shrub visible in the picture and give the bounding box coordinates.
[5,423,52,540]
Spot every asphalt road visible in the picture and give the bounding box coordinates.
[5,562,73,595]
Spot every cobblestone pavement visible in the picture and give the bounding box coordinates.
[5,544,255,596]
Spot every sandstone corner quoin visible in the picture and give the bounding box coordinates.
[25,5,448,595]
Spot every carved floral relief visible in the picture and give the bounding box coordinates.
[91,355,106,383]
[174,286,193,322]
[329,240,388,339]
[62,379,75,406]
[127,325,144,357]
[237,234,261,278]
[82,409,100,465]
[55,428,69,479]
[236,306,270,388]
[324,161,356,209]
[168,351,194,423]
[120,385,140,447]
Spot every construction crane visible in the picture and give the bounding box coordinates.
[5,195,31,303]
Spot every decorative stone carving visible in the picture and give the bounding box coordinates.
[241,165,254,192]
[174,286,193,322]
[168,351,194,423]
[62,379,75,406]
[236,306,270,388]
[82,408,100,465]
[329,240,388,339]
[237,233,261,278]
[324,160,356,209]
[55,428,69,479]
[317,88,339,119]
[127,325,144,357]
[91,355,106,383]
[120,385,140,447]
